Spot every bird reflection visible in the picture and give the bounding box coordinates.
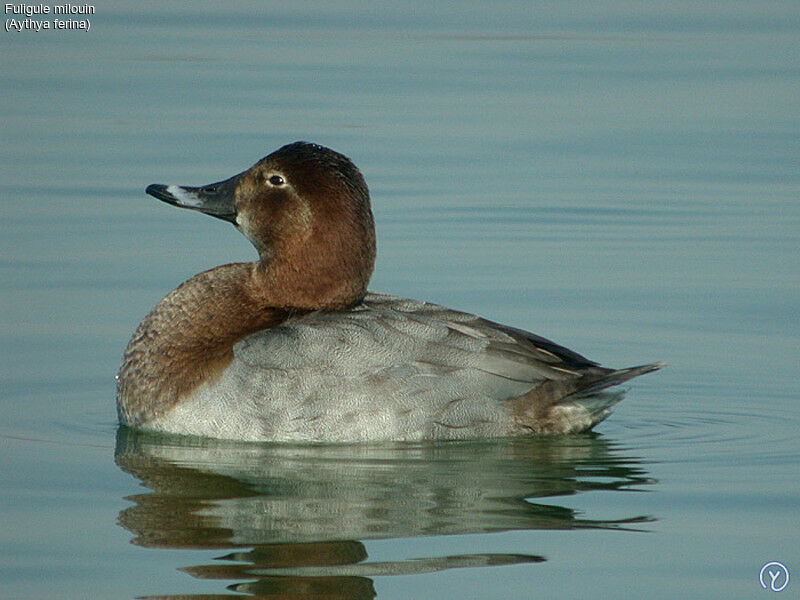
[115,428,654,599]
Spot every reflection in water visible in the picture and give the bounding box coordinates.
[115,428,654,599]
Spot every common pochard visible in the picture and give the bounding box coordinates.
[117,142,661,442]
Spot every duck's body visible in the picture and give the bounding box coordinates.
[117,142,661,442]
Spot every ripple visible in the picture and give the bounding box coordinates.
[610,384,800,465]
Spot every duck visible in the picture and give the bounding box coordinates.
[117,141,662,442]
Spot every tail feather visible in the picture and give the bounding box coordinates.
[511,362,664,434]
[574,362,666,397]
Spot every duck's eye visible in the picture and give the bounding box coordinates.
[267,174,285,187]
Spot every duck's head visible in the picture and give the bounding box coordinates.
[146,142,376,310]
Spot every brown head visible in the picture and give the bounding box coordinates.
[146,142,376,310]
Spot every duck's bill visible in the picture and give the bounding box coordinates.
[145,172,243,224]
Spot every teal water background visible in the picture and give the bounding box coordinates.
[1,2,798,598]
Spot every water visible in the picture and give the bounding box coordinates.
[1,2,798,598]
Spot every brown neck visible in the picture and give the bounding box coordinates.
[258,250,370,311]
[250,197,376,311]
